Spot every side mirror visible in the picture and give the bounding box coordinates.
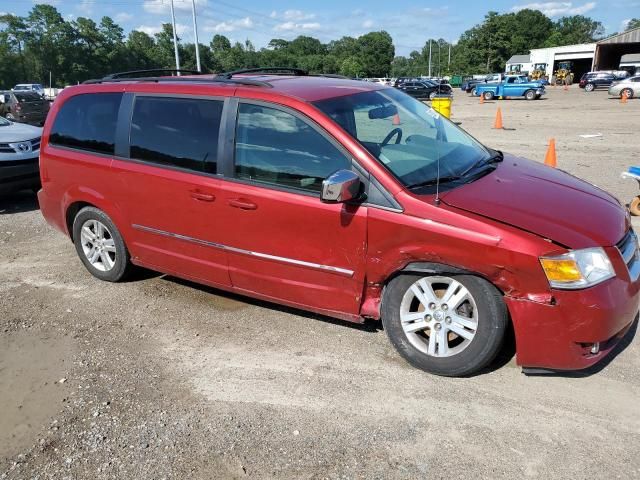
[321,169,361,203]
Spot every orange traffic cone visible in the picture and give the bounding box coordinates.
[479,93,485,104]
[544,138,557,167]
[621,91,628,104]
[392,113,401,125]
[492,107,503,129]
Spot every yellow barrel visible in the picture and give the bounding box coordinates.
[431,95,452,119]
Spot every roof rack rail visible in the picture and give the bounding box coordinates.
[103,69,202,79]
[82,75,272,88]
[216,67,308,79]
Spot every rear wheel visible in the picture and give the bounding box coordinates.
[483,91,494,101]
[382,274,507,377]
[621,88,634,99]
[584,83,595,92]
[72,207,132,282]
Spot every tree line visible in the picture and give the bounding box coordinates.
[0,4,630,89]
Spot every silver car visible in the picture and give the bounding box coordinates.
[608,75,640,99]
[0,116,42,194]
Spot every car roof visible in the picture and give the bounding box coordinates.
[79,74,389,103]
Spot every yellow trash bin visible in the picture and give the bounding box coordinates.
[431,95,452,119]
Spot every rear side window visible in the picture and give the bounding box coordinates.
[234,103,350,193]
[50,93,122,155]
[130,96,222,174]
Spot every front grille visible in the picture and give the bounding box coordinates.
[617,229,640,281]
[0,138,41,154]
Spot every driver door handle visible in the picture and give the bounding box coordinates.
[228,198,257,210]
[190,191,216,202]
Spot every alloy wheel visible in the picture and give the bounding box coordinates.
[80,219,116,272]
[399,276,478,357]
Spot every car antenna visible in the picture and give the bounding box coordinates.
[434,115,442,207]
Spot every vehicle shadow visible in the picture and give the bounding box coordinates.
[163,275,382,333]
[0,191,39,215]
[523,315,638,378]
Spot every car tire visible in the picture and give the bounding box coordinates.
[524,90,536,100]
[470,87,476,96]
[381,274,508,377]
[483,91,494,101]
[585,83,595,92]
[630,196,640,216]
[72,207,132,282]
[621,88,634,99]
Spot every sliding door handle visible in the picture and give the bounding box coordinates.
[228,198,257,210]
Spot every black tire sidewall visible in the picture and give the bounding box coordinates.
[525,90,535,100]
[622,88,633,99]
[72,207,130,282]
[381,274,507,377]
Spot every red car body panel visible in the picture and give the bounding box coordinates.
[37,76,639,372]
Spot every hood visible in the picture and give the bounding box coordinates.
[440,154,628,249]
[0,121,42,143]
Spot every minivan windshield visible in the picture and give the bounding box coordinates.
[313,88,492,189]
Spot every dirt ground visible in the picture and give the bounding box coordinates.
[1,86,639,479]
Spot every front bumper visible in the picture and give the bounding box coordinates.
[506,256,639,370]
[0,157,40,194]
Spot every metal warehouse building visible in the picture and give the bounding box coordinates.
[505,26,640,78]
[593,27,640,74]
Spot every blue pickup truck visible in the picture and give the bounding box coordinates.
[474,75,546,100]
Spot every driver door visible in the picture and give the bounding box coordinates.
[214,101,369,316]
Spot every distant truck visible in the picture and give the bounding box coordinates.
[474,75,546,100]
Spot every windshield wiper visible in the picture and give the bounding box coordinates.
[407,175,462,190]
[460,149,503,177]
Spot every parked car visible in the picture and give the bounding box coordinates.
[38,68,638,377]
[461,74,503,94]
[608,75,640,99]
[396,80,452,100]
[0,116,42,194]
[579,72,616,92]
[0,91,49,125]
[394,77,421,87]
[13,83,46,98]
[475,75,545,100]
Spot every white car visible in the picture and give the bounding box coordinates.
[0,116,42,194]
[13,84,46,98]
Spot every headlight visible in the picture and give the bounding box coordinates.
[540,247,615,289]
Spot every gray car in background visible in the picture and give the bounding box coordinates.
[0,116,42,194]
[608,75,640,99]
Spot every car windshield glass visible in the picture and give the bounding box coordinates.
[0,117,10,126]
[313,88,491,189]
[15,92,41,102]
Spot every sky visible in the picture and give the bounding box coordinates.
[0,0,638,56]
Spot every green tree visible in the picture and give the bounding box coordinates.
[358,31,394,77]
[625,18,640,31]
[545,15,604,46]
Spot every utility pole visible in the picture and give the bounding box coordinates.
[191,0,201,72]
[169,0,181,74]
[428,40,432,78]
[448,43,451,66]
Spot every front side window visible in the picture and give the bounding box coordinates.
[50,93,122,154]
[314,88,492,192]
[130,96,223,174]
[234,103,350,193]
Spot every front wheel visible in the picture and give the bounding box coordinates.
[381,274,507,377]
[621,88,634,99]
[72,207,132,282]
[524,89,536,100]
[483,91,494,101]
[470,87,477,96]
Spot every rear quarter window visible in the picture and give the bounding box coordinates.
[49,93,122,155]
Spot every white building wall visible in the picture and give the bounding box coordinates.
[529,43,596,76]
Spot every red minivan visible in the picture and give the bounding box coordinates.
[38,68,638,376]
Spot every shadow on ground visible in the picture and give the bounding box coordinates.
[0,191,39,215]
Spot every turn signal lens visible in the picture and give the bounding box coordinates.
[540,247,615,289]
[540,258,582,282]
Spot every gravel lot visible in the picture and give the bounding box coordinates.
[1,86,639,479]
